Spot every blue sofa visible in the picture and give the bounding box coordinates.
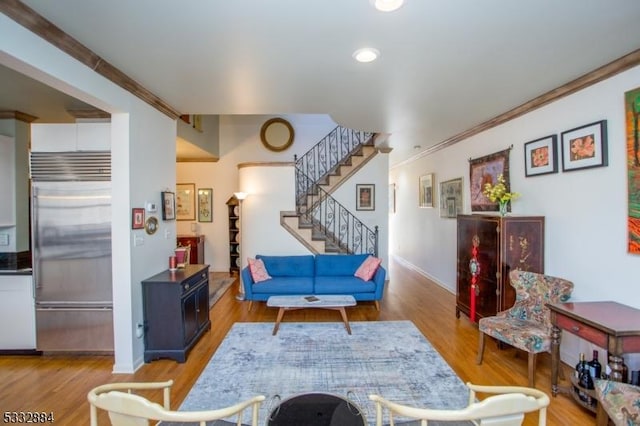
[241,254,386,309]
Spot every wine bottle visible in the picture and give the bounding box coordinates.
[579,367,594,390]
[575,352,587,380]
[588,350,602,380]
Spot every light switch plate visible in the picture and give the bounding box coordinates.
[0,233,9,246]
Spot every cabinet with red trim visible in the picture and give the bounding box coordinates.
[455,214,544,322]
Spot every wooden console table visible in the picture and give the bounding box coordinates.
[547,301,640,423]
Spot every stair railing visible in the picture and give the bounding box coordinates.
[295,126,374,189]
[294,168,378,256]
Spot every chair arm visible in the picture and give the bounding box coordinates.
[241,266,255,299]
[373,265,386,300]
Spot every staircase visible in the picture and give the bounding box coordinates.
[281,126,379,255]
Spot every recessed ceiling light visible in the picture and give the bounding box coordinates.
[353,48,380,63]
[370,0,405,12]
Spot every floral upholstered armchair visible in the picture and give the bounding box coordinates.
[595,379,640,426]
[476,270,574,387]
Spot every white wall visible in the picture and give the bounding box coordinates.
[1,14,177,373]
[177,114,352,271]
[390,65,640,368]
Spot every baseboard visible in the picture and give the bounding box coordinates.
[391,254,456,295]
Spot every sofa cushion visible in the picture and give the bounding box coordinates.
[256,255,315,277]
[248,258,272,283]
[250,276,315,294]
[354,255,382,281]
[315,276,377,294]
[315,254,369,276]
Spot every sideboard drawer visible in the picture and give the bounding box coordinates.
[556,315,607,348]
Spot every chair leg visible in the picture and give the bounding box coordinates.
[374,301,380,311]
[528,352,537,387]
[248,301,253,312]
[476,332,485,365]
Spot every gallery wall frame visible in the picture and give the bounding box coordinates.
[356,184,375,211]
[524,135,558,177]
[198,188,213,222]
[132,208,145,229]
[418,173,434,208]
[469,147,511,212]
[176,183,196,221]
[161,191,176,221]
[625,87,640,254]
[560,120,608,172]
[439,177,463,218]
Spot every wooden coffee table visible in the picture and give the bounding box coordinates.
[266,295,356,335]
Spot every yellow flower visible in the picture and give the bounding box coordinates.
[482,174,520,203]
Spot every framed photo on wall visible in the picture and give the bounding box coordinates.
[132,208,145,229]
[198,188,213,222]
[524,135,558,177]
[418,173,434,208]
[561,120,608,172]
[439,177,463,218]
[176,183,196,221]
[356,184,375,211]
[161,191,176,220]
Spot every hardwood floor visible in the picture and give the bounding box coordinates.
[0,259,595,425]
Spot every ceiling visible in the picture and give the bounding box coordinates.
[3,1,640,166]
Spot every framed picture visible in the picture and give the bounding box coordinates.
[132,208,145,229]
[389,183,396,214]
[625,87,640,254]
[418,174,434,208]
[176,183,196,221]
[561,120,608,172]
[524,135,558,177]
[439,178,463,218]
[161,191,176,220]
[198,188,213,222]
[469,148,511,212]
[356,184,375,211]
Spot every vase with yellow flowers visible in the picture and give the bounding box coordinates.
[483,173,520,216]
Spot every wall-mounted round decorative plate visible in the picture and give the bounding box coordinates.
[260,117,295,152]
[235,258,241,267]
[233,206,239,216]
[145,216,158,235]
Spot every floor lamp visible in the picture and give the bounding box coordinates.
[234,191,248,301]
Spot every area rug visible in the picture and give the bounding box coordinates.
[209,277,235,308]
[179,321,471,425]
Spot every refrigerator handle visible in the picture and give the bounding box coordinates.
[31,190,40,290]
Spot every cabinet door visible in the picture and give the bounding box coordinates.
[30,123,77,152]
[0,136,15,225]
[77,123,110,151]
[457,216,499,320]
[182,290,198,345]
[196,282,209,329]
[500,217,545,311]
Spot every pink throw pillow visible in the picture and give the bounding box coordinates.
[354,255,382,281]
[248,258,272,283]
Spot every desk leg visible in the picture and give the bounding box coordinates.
[272,308,286,336]
[550,324,561,396]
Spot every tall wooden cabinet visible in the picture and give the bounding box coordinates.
[456,214,545,322]
[226,196,241,275]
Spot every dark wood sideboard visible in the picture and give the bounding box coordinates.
[142,264,210,363]
[456,214,544,322]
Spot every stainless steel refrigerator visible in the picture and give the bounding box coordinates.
[30,152,113,352]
